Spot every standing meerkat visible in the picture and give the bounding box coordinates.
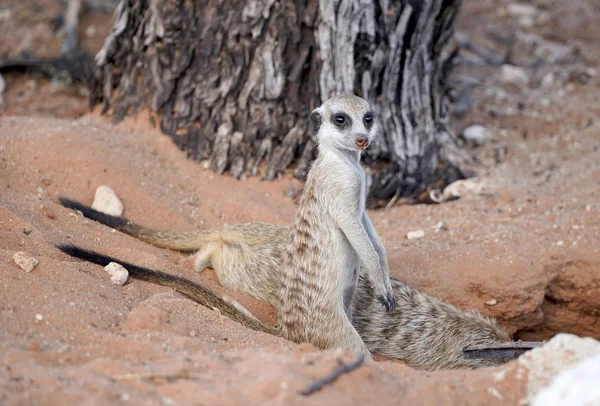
[277,94,394,358]
[61,95,394,359]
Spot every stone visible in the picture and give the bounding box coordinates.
[12,251,39,272]
[406,230,425,240]
[541,72,555,88]
[507,3,537,18]
[104,262,129,286]
[532,353,600,406]
[519,334,600,404]
[502,65,530,86]
[462,124,493,146]
[442,178,484,201]
[91,185,124,217]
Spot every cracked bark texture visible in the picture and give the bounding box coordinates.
[91,0,471,204]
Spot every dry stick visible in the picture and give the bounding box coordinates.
[111,372,200,381]
[62,0,82,55]
[299,355,366,396]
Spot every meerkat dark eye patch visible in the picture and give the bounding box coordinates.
[363,112,374,128]
[331,112,351,128]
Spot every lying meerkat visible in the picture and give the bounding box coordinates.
[59,199,512,369]
[62,95,397,360]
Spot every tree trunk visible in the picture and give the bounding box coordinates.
[91,0,472,205]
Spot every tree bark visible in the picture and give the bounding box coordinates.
[91,0,472,205]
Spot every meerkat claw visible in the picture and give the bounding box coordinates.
[379,295,394,312]
[387,294,396,312]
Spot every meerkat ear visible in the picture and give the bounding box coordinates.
[309,108,322,138]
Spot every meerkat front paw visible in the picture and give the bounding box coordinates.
[379,291,396,312]
[375,281,395,312]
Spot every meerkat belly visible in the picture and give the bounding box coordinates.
[210,241,281,305]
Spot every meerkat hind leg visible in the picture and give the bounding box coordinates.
[342,266,360,321]
[193,242,220,273]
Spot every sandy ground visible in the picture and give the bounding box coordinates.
[1,0,599,404]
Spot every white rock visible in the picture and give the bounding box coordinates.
[501,65,530,86]
[518,334,600,404]
[532,353,600,406]
[406,230,425,240]
[433,221,447,232]
[462,124,493,146]
[91,185,124,217]
[486,299,498,306]
[105,262,129,286]
[442,178,484,201]
[518,15,534,28]
[541,72,555,88]
[12,251,39,272]
[507,3,537,17]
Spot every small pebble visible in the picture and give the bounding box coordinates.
[433,221,447,232]
[501,65,530,86]
[541,72,555,88]
[35,314,43,321]
[104,262,129,286]
[518,15,534,28]
[91,185,124,217]
[12,251,39,273]
[284,184,299,198]
[85,25,96,37]
[506,3,537,17]
[556,241,565,247]
[486,299,498,306]
[462,124,493,146]
[406,230,425,240]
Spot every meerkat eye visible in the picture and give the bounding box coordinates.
[364,113,373,125]
[333,115,346,125]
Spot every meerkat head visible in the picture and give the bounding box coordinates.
[309,94,380,154]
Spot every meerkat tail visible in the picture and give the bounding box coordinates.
[56,244,276,335]
[59,197,212,251]
[352,275,512,370]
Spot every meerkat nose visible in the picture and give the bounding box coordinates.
[356,135,369,150]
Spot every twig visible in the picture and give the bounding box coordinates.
[62,0,82,55]
[111,371,199,381]
[385,188,401,211]
[299,355,365,396]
